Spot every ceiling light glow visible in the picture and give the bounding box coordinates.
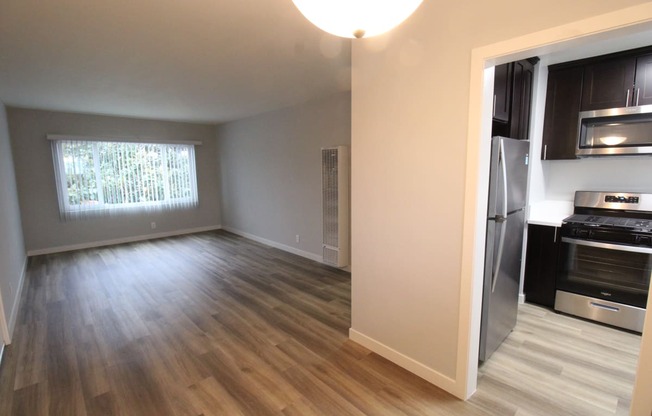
[292,0,423,39]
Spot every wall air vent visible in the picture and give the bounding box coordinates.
[321,146,350,267]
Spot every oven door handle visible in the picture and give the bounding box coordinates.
[561,237,652,254]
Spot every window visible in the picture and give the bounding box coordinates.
[50,137,199,220]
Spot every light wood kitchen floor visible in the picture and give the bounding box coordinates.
[0,230,641,415]
[474,303,640,416]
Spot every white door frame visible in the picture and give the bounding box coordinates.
[456,3,652,411]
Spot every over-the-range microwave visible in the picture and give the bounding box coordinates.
[577,104,652,157]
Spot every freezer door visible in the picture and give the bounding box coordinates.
[479,209,525,362]
[487,137,530,217]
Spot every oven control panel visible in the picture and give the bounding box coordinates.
[605,195,640,204]
[574,191,652,211]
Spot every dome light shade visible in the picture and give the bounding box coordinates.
[292,0,423,39]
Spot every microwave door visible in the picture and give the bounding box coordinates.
[577,105,652,156]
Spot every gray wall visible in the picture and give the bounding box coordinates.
[217,92,351,258]
[0,103,26,342]
[7,108,221,253]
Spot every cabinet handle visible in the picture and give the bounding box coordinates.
[543,144,547,160]
[493,94,497,117]
[553,227,558,243]
[626,89,630,107]
[636,88,640,106]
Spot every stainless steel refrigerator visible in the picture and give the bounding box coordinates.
[479,136,529,362]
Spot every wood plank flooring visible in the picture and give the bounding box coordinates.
[0,230,641,415]
[473,303,641,416]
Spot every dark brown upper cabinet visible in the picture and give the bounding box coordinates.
[541,65,583,160]
[635,53,652,106]
[510,59,535,140]
[492,58,536,141]
[493,63,512,123]
[581,52,652,110]
[581,57,636,111]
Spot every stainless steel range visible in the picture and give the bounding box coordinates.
[556,191,652,332]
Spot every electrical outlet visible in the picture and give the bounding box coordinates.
[151,222,157,229]
[295,234,300,243]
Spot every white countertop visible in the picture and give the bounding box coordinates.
[527,200,573,227]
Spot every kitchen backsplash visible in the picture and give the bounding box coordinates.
[543,157,652,201]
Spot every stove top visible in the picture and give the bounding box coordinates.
[563,214,652,231]
[563,191,652,233]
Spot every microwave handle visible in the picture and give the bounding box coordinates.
[562,237,652,254]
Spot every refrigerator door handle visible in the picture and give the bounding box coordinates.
[499,138,508,218]
[491,216,507,293]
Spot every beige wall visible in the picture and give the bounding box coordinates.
[217,92,351,259]
[7,108,221,253]
[0,103,26,343]
[350,0,648,395]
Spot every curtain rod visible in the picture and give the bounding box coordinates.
[46,134,202,146]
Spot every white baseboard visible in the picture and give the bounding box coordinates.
[349,328,462,399]
[7,256,28,342]
[0,291,8,345]
[222,226,323,263]
[0,255,27,345]
[27,225,222,256]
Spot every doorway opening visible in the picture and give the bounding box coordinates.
[458,5,652,415]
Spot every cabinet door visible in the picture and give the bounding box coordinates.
[581,57,636,110]
[541,66,583,160]
[509,59,534,140]
[493,63,512,123]
[523,224,560,308]
[634,53,652,106]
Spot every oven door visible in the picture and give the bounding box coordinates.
[557,237,652,308]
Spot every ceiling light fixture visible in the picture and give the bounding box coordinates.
[291,0,423,39]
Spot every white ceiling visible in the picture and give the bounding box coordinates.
[0,0,352,123]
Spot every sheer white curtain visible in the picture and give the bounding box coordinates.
[50,137,199,221]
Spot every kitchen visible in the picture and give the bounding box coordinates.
[475,23,652,415]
